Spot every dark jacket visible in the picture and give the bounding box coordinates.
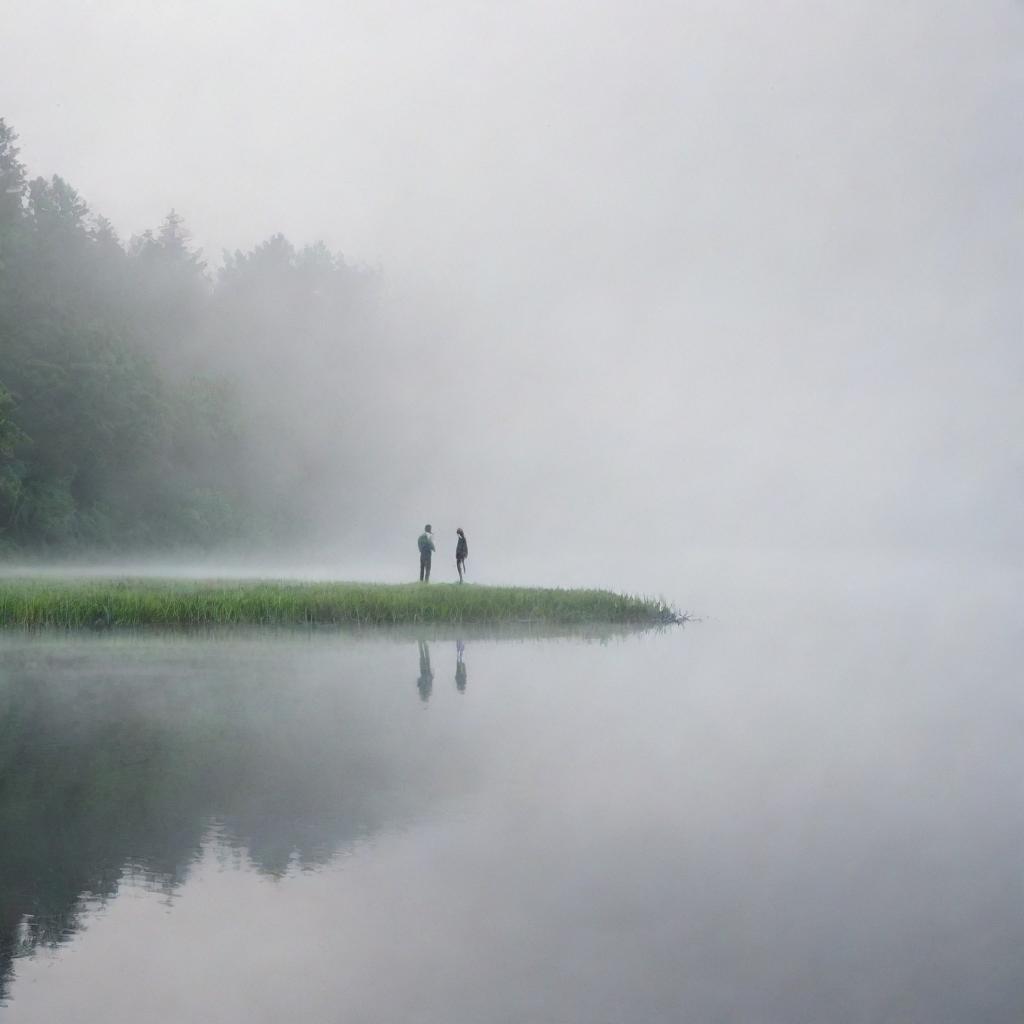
[456,535,468,560]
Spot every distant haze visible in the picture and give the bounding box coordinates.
[2,1,1021,587]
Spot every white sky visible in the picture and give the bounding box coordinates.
[2,0,1022,572]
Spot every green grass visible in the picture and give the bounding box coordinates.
[0,578,683,628]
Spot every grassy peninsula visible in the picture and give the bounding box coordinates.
[0,578,682,628]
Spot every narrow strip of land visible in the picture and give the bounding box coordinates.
[0,579,682,628]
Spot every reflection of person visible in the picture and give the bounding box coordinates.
[418,524,435,582]
[417,640,434,702]
[455,528,469,583]
[455,639,467,693]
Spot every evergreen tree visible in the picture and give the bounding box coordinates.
[0,119,378,552]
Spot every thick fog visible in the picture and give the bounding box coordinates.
[2,1,1021,592]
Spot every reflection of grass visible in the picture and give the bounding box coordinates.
[0,579,683,627]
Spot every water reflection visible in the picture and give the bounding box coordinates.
[416,639,434,703]
[0,637,475,1001]
[455,639,467,694]
[417,639,470,701]
[2,598,1023,1023]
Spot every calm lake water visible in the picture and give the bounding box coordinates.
[1,561,1021,1022]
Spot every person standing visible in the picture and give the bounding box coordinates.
[455,527,468,583]
[418,524,435,582]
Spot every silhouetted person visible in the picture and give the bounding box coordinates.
[417,640,433,702]
[455,639,467,693]
[418,524,435,582]
[455,527,468,582]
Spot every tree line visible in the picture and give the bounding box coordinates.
[0,119,379,552]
